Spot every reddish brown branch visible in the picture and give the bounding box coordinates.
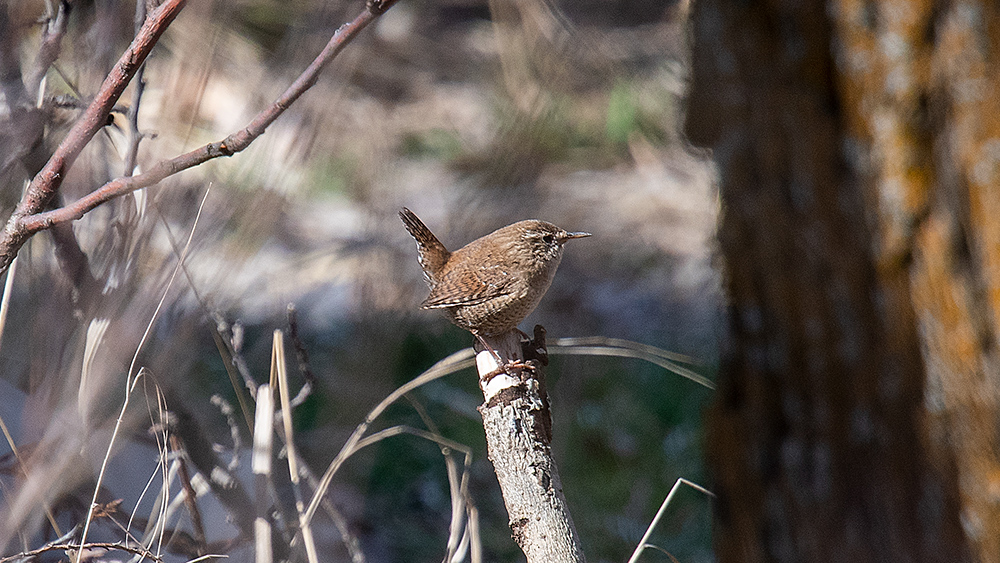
[170,434,208,554]
[0,0,186,270]
[0,0,400,274]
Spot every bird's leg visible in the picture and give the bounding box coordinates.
[473,331,504,365]
[472,331,508,380]
[473,330,535,383]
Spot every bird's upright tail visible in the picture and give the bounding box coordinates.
[399,207,450,281]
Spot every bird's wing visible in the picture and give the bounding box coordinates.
[421,264,515,309]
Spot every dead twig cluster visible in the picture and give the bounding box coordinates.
[0,0,400,274]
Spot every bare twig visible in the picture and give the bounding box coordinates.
[26,0,70,101]
[0,0,401,274]
[0,541,163,563]
[124,0,149,177]
[286,305,317,408]
[170,434,208,554]
[210,394,244,471]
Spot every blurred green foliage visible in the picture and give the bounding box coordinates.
[606,80,673,150]
[400,128,465,160]
[298,323,717,561]
[310,155,361,196]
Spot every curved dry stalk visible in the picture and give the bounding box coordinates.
[303,334,705,555]
[351,424,476,562]
[549,337,715,390]
[76,188,211,563]
[626,478,714,563]
[552,336,701,365]
[130,380,173,558]
[304,348,475,524]
[404,396,474,561]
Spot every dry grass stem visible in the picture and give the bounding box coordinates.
[0,541,163,563]
[273,330,319,563]
[76,188,210,562]
[404,396,473,561]
[626,478,714,563]
[131,381,173,558]
[252,385,274,563]
[549,337,715,390]
[349,424,477,561]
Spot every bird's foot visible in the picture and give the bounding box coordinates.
[479,358,538,385]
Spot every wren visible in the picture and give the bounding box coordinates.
[399,208,590,341]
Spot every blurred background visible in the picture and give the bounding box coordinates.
[0,0,720,560]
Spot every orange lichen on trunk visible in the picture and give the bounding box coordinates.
[688,0,1000,560]
[835,0,1000,558]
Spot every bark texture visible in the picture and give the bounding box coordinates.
[686,0,1000,560]
[477,330,585,563]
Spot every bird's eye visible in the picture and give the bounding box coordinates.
[542,234,555,244]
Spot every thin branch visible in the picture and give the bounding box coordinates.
[124,0,150,177]
[170,434,208,554]
[26,0,70,101]
[286,304,317,408]
[210,394,243,471]
[0,0,401,274]
[0,541,164,563]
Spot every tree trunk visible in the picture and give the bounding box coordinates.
[686,1,1000,561]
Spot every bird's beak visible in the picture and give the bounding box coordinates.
[561,231,591,241]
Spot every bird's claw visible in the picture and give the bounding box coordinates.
[480,358,538,385]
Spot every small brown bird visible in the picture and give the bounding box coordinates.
[399,208,590,341]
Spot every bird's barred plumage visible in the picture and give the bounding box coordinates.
[400,208,590,335]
